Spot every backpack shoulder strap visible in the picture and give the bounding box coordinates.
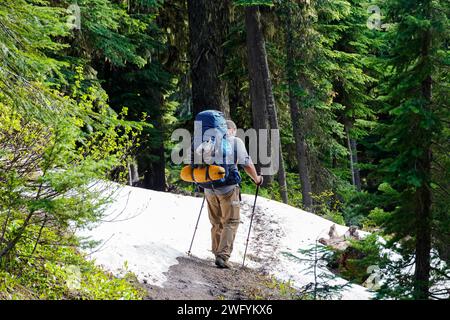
[233,137,238,165]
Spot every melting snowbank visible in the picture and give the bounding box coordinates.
[80,184,374,300]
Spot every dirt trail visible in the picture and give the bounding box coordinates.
[145,256,292,300]
[144,198,291,300]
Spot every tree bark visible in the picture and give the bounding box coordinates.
[245,6,288,203]
[139,97,166,192]
[142,147,166,191]
[187,0,230,117]
[413,29,433,299]
[345,123,361,192]
[0,211,34,258]
[414,178,432,299]
[284,8,312,209]
[350,139,361,191]
[245,6,271,185]
[127,159,139,186]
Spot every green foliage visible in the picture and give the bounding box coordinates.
[0,227,144,300]
[341,182,400,229]
[0,0,144,300]
[311,191,345,225]
[268,0,380,201]
[374,0,449,298]
[58,0,158,68]
[331,234,387,285]
[234,0,274,6]
[0,67,141,244]
[285,242,350,300]
[284,172,305,208]
[264,277,299,299]
[0,0,68,118]
[366,207,391,228]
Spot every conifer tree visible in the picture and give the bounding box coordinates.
[378,0,449,299]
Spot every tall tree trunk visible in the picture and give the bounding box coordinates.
[344,123,361,192]
[127,159,139,186]
[413,28,432,299]
[284,8,312,209]
[245,6,288,203]
[245,6,271,186]
[414,177,432,299]
[350,139,361,191]
[142,147,166,192]
[228,69,245,125]
[137,93,166,192]
[187,0,230,117]
[137,138,166,191]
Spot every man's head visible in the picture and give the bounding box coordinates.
[226,120,237,137]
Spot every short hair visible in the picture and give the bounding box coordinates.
[226,120,237,130]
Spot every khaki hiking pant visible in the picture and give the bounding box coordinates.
[206,187,240,261]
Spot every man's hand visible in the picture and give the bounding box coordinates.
[255,175,263,186]
[243,163,263,187]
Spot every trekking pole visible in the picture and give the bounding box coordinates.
[242,185,260,268]
[187,195,206,256]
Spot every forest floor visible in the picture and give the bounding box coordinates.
[144,256,296,300]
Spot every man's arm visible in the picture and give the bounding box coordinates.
[243,163,263,186]
[233,137,263,185]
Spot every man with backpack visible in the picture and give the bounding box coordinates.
[193,111,263,269]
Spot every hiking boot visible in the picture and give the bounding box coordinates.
[215,256,232,269]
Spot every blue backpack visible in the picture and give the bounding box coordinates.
[192,110,241,189]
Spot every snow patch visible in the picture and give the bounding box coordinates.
[80,184,374,300]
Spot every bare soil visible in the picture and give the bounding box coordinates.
[144,256,295,300]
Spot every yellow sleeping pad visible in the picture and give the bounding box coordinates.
[180,165,226,183]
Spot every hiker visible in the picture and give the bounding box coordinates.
[204,119,263,269]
